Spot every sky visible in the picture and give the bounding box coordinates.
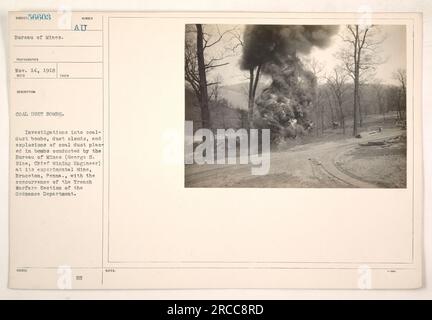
[201,24,406,87]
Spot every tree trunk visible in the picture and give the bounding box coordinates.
[221,110,226,128]
[338,100,345,135]
[247,65,261,129]
[252,65,261,99]
[397,90,403,120]
[327,94,335,123]
[248,68,255,129]
[321,104,324,134]
[352,26,359,136]
[196,24,210,128]
[353,70,360,136]
[330,105,335,123]
[358,90,363,127]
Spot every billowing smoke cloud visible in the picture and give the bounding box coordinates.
[240,25,339,143]
[240,25,339,70]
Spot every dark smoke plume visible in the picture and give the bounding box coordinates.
[240,25,339,143]
[240,25,339,70]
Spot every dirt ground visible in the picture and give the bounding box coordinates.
[185,113,407,188]
[336,135,407,188]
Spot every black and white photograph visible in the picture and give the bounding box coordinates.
[2,4,428,297]
[185,24,407,188]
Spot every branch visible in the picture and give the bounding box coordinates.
[203,26,238,49]
[206,81,221,86]
[205,62,229,69]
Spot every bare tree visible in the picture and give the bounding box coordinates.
[337,25,384,136]
[230,30,261,128]
[326,68,349,134]
[393,68,407,120]
[184,25,233,128]
[307,58,325,135]
[209,74,222,102]
[195,25,211,128]
[208,75,228,128]
[324,88,336,124]
[373,80,387,121]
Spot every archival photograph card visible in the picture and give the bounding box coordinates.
[8,11,423,289]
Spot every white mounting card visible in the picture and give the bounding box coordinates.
[8,11,423,289]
